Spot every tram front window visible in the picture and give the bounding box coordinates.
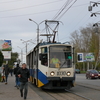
[50,46,72,68]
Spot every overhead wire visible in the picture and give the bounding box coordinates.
[0,9,59,18]
[0,0,22,4]
[59,11,90,41]
[0,0,63,13]
[45,0,77,42]
[53,0,73,19]
[57,0,77,20]
[40,0,75,37]
[20,1,64,50]
[1,0,93,49]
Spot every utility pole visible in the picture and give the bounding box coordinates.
[20,39,35,63]
[88,1,100,69]
[20,39,32,54]
[20,39,30,64]
[93,23,100,69]
[17,46,24,64]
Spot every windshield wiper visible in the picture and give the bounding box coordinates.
[59,60,67,70]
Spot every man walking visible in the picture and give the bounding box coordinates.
[17,63,30,100]
[3,64,10,84]
[14,64,20,89]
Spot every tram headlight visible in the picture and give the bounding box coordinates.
[67,71,71,76]
[50,71,55,76]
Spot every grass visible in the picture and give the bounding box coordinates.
[80,71,86,74]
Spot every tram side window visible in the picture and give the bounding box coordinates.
[40,47,48,66]
[34,51,36,65]
[40,54,48,66]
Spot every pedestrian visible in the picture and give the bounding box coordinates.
[17,63,30,100]
[1,67,5,82]
[3,64,10,84]
[14,64,20,89]
[10,68,13,76]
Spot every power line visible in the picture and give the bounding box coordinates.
[59,12,91,42]
[40,0,77,38]
[0,0,22,4]
[0,0,63,13]
[53,0,73,19]
[57,0,77,20]
[0,9,59,18]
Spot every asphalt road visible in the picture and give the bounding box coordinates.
[29,74,100,100]
[70,73,100,100]
[75,73,100,87]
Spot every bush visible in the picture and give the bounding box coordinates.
[0,74,1,82]
[0,51,4,67]
[80,71,86,74]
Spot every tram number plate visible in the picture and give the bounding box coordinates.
[57,71,66,75]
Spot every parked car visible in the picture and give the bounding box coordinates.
[99,71,100,74]
[75,69,80,74]
[86,69,100,79]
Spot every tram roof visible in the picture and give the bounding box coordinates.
[27,42,72,55]
[39,42,61,46]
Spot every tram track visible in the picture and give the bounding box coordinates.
[76,83,100,91]
[44,89,90,100]
[65,89,92,100]
[29,83,99,100]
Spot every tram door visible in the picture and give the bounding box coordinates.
[34,47,39,86]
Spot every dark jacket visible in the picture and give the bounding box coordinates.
[17,68,30,82]
[3,65,10,75]
[14,64,20,77]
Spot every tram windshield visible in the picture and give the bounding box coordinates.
[49,46,72,68]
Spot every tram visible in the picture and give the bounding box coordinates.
[27,20,75,89]
[27,42,75,89]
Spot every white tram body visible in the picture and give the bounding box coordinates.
[27,42,75,89]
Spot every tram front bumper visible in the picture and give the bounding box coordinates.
[47,77,75,81]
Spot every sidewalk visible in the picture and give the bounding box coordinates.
[0,75,43,100]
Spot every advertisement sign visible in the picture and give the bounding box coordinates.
[0,40,12,51]
[84,53,95,62]
[2,51,11,60]
[77,53,84,62]
[77,53,95,62]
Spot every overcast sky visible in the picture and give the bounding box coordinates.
[0,0,100,62]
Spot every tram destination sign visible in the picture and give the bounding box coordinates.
[50,46,71,52]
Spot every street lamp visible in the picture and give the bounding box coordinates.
[29,18,45,44]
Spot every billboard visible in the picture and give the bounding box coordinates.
[77,53,84,62]
[77,53,95,62]
[84,53,95,62]
[0,40,12,51]
[2,51,11,60]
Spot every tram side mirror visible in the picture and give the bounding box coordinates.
[39,54,42,60]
